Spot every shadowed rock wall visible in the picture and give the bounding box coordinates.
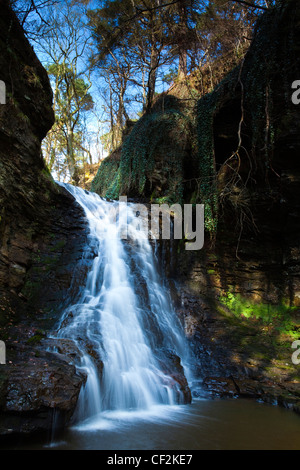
[0,2,90,436]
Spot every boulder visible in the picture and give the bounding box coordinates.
[0,341,86,436]
[158,348,192,404]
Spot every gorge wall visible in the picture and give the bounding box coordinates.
[176,0,300,307]
[0,1,90,436]
[0,0,299,440]
[93,0,300,310]
[91,0,300,408]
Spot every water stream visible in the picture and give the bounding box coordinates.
[54,183,193,424]
[2,183,299,451]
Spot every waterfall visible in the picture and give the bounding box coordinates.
[54,183,192,423]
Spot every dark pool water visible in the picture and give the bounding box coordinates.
[3,398,300,450]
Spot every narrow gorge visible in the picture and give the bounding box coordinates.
[0,0,299,450]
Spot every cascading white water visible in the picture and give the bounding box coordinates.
[55,183,192,423]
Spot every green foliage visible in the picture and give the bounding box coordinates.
[92,107,193,204]
[220,292,299,340]
[48,63,93,115]
[26,330,45,345]
[118,109,186,200]
[91,154,121,198]
[92,1,297,238]
[194,2,297,235]
[196,90,219,233]
[162,68,178,86]
[195,67,236,233]
[43,61,94,182]
[17,111,30,125]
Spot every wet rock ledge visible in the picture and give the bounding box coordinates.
[0,338,86,437]
[176,288,300,415]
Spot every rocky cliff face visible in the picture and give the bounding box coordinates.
[175,0,300,306]
[0,2,90,437]
[92,1,300,309]
[0,0,299,439]
[91,0,300,408]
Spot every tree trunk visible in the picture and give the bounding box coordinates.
[146,46,159,112]
[177,0,188,80]
[67,120,78,184]
[178,49,187,80]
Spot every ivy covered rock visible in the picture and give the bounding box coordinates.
[92,1,299,236]
[92,93,198,204]
[195,0,300,235]
[170,0,300,383]
[90,0,300,354]
[92,1,300,311]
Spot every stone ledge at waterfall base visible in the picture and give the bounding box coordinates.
[0,336,86,437]
[176,288,300,416]
[202,377,300,414]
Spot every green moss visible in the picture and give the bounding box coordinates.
[91,1,298,241]
[193,2,299,237]
[196,90,220,233]
[219,291,299,339]
[120,109,189,202]
[21,279,41,301]
[207,269,215,275]
[91,153,121,197]
[92,106,195,204]
[26,330,45,345]
[17,111,30,124]
[7,92,19,108]
[50,240,66,252]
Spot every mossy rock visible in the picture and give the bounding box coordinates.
[92,107,195,204]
